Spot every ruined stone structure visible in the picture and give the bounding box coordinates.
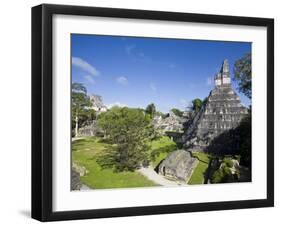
[78,120,103,136]
[182,59,248,151]
[153,111,185,134]
[90,94,107,113]
[158,150,198,181]
[78,94,107,136]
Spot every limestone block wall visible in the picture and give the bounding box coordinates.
[183,60,249,152]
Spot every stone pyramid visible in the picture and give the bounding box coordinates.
[183,59,248,151]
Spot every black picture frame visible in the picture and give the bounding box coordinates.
[32,3,274,222]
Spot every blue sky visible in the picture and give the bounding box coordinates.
[72,34,251,113]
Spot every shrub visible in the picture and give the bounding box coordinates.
[234,155,241,161]
[223,158,234,168]
[170,108,183,117]
[211,165,233,183]
[211,169,224,183]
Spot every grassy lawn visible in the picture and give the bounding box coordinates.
[188,152,211,185]
[72,137,156,189]
[148,136,177,167]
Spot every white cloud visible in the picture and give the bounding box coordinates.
[107,102,127,108]
[116,76,128,85]
[179,99,191,110]
[149,83,157,92]
[84,75,95,85]
[125,44,136,55]
[180,98,188,105]
[125,44,151,63]
[72,57,100,77]
[206,76,213,86]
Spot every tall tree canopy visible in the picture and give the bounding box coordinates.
[97,107,154,171]
[170,108,183,117]
[235,111,251,167]
[202,97,208,106]
[234,53,252,99]
[191,98,203,113]
[145,103,156,118]
[233,54,252,167]
[72,83,92,137]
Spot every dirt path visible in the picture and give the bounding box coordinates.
[138,166,186,186]
[80,184,92,190]
[72,137,84,141]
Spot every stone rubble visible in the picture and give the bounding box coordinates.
[153,111,186,134]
